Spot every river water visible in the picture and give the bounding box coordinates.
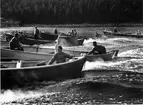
[0,26,143,104]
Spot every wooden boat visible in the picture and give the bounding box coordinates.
[23,45,118,61]
[86,50,119,61]
[58,35,84,46]
[1,48,53,61]
[103,30,143,38]
[1,56,86,88]
[78,38,84,45]
[23,45,88,56]
[40,32,58,40]
[4,33,55,45]
[20,37,55,45]
[32,31,71,41]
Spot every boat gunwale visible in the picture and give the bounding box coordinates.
[86,51,114,57]
[25,37,55,42]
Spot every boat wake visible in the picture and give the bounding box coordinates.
[0,82,57,104]
[0,89,43,103]
[83,48,143,73]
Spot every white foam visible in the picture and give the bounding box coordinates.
[0,89,56,103]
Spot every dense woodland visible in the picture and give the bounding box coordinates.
[1,0,142,24]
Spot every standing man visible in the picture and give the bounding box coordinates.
[54,28,58,35]
[34,26,40,39]
[88,41,106,55]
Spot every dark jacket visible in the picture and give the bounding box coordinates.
[9,37,23,51]
[88,45,106,55]
[34,29,40,39]
[9,37,20,48]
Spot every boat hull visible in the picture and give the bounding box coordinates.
[1,48,53,61]
[103,31,143,38]
[4,33,55,45]
[40,32,58,40]
[20,37,54,45]
[86,50,119,61]
[1,56,86,88]
[58,35,84,46]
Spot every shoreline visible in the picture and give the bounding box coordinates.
[1,23,143,28]
[20,23,143,28]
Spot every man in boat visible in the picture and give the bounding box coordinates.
[137,30,142,35]
[48,46,73,65]
[9,33,24,51]
[54,28,58,35]
[34,26,40,39]
[88,41,106,55]
[113,27,118,33]
[71,29,78,37]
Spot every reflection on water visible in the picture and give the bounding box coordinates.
[1,26,143,104]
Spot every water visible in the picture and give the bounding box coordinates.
[0,26,143,104]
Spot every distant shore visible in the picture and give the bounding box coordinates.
[24,23,143,28]
[1,23,143,28]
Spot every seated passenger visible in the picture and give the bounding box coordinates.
[137,30,142,35]
[113,27,117,33]
[88,41,106,55]
[72,29,77,36]
[9,33,24,51]
[48,46,73,64]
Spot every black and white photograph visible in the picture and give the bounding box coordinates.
[0,0,143,104]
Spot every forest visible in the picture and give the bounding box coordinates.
[1,0,142,24]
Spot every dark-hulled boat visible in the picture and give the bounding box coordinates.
[78,39,84,45]
[4,33,55,45]
[20,37,55,45]
[86,50,119,61]
[103,30,143,38]
[40,32,58,40]
[1,56,86,88]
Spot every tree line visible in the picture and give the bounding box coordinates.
[1,0,142,24]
